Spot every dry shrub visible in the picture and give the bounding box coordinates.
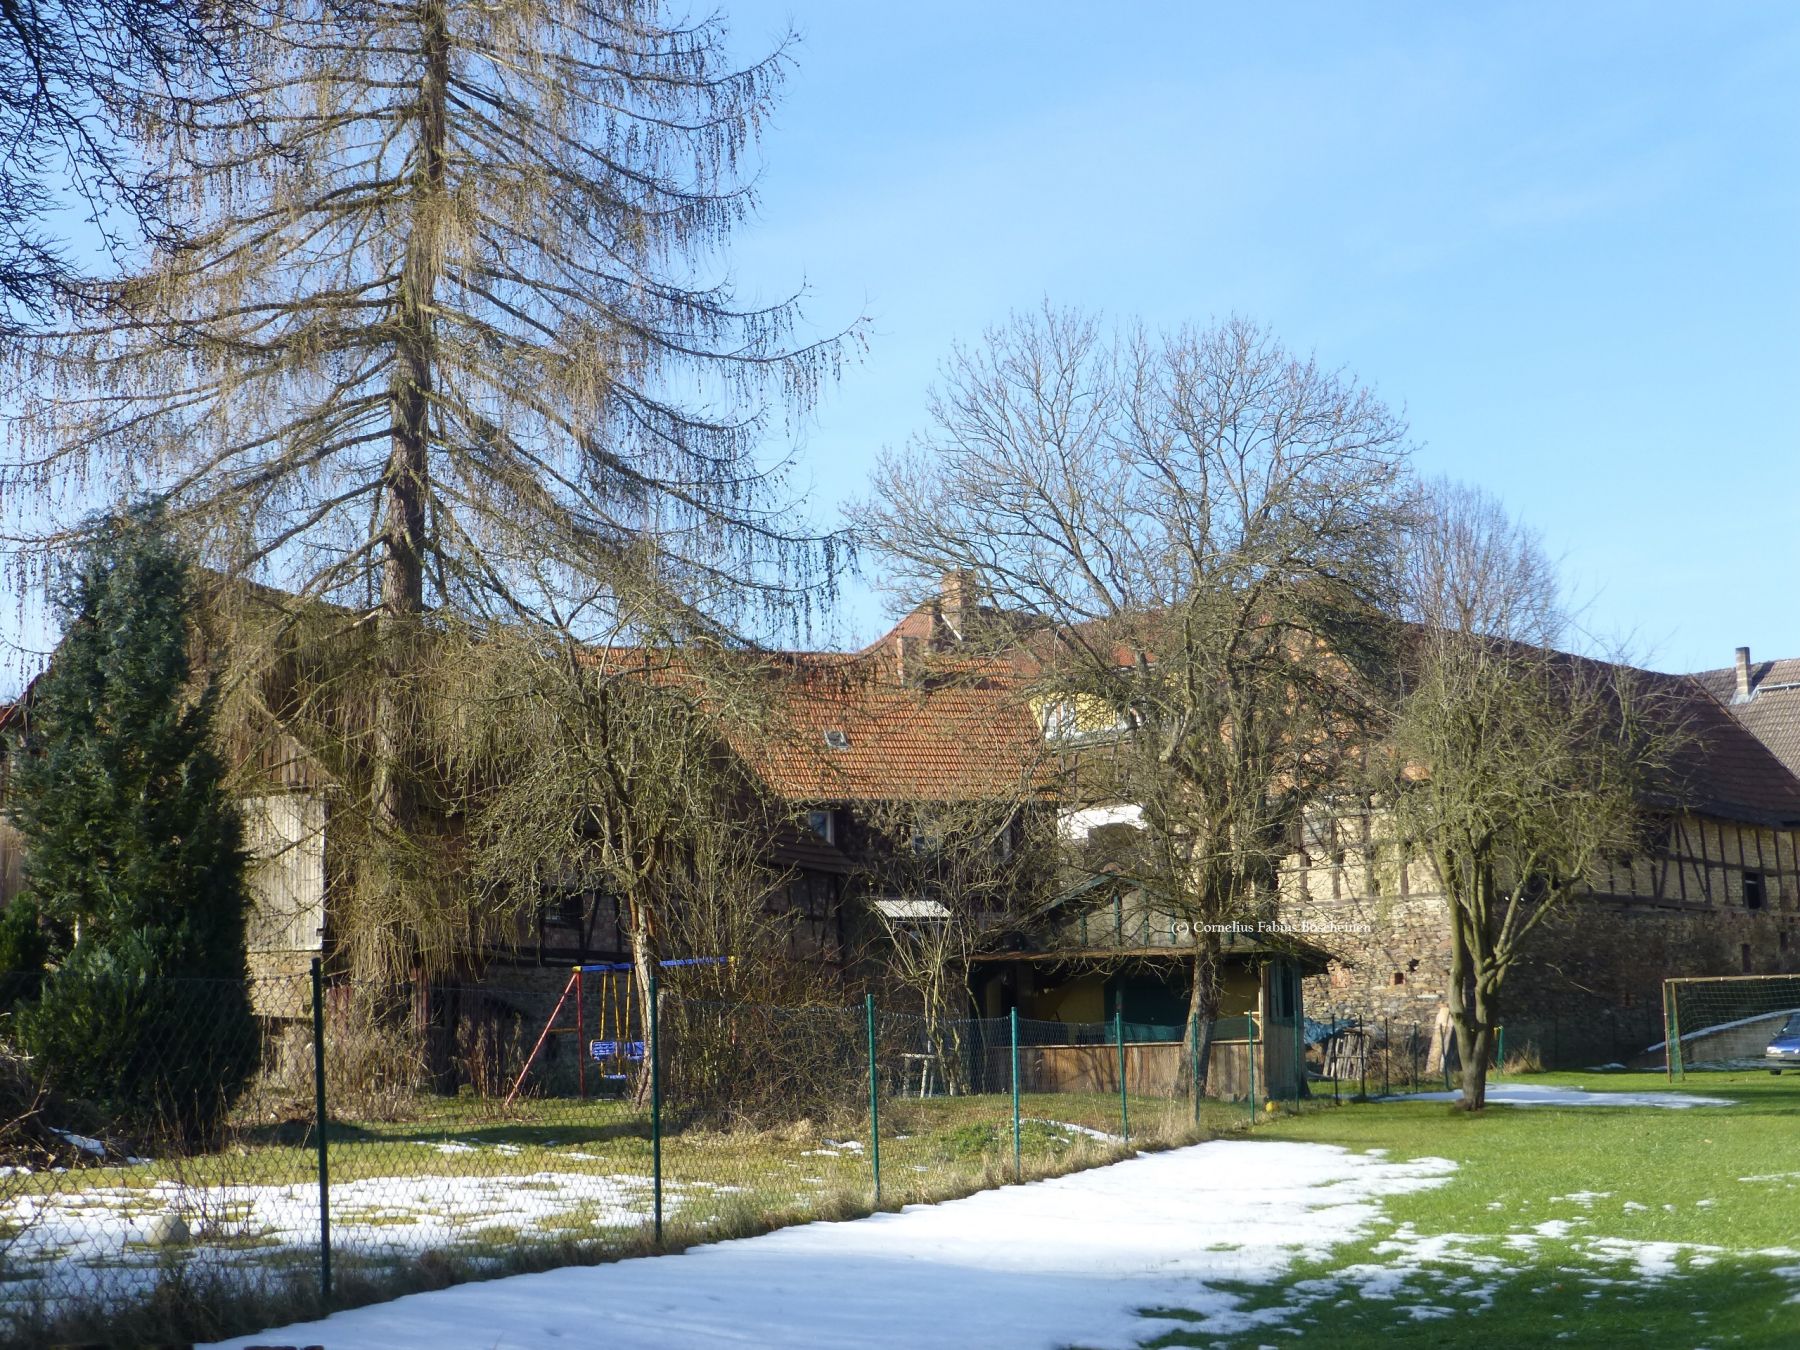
[1502,1041,1544,1075]
[234,993,425,1123]
[661,996,869,1131]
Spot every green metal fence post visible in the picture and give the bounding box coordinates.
[1496,1025,1505,1079]
[1114,1000,1129,1146]
[1292,999,1302,1109]
[650,970,663,1247]
[310,957,331,1304]
[1191,1013,1201,1127]
[1247,1010,1258,1125]
[1010,1007,1021,1181]
[866,993,881,1207]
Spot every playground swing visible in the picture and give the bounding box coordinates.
[504,957,727,1107]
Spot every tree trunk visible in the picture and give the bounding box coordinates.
[1456,1021,1492,1109]
[1446,892,1494,1110]
[628,894,659,1106]
[368,0,448,977]
[1182,929,1223,1098]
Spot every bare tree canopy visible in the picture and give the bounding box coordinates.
[0,0,240,328]
[1400,475,1562,648]
[1389,479,1682,1109]
[2,0,855,638]
[854,305,1414,1071]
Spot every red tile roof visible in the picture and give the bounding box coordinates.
[745,654,1053,804]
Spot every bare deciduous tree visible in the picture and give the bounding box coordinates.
[857,793,1051,1091]
[854,306,1412,1088]
[429,623,796,1061]
[1389,479,1681,1109]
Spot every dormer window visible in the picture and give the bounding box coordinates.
[822,728,850,751]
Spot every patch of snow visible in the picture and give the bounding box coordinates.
[1022,1118,1121,1143]
[51,1129,107,1157]
[1582,1236,1721,1280]
[1550,1191,1612,1205]
[201,1141,1457,1350]
[1386,1084,1734,1110]
[0,1168,681,1324]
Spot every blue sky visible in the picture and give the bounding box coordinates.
[3,2,1795,693]
[716,0,1800,669]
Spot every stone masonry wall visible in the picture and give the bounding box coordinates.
[1281,808,1800,1069]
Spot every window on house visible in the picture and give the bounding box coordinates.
[1273,966,1296,1018]
[1742,943,1753,974]
[822,729,850,751]
[1039,699,1077,741]
[806,808,835,845]
[1744,871,1766,911]
[1391,971,1405,986]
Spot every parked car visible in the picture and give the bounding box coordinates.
[1765,1011,1800,1074]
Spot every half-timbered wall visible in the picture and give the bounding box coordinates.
[1281,808,1800,1065]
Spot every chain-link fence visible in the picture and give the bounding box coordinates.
[1302,1001,1669,1098]
[1304,1007,1461,1097]
[0,966,1308,1348]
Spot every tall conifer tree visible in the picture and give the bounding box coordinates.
[8,508,255,1138]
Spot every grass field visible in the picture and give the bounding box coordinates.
[1142,1070,1800,1348]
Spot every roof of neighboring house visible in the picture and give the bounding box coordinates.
[1647,667,1800,826]
[1693,655,1800,787]
[745,653,1053,804]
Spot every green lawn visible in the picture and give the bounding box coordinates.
[1145,1071,1800,1348]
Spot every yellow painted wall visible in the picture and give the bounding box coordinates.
[1027,976,1106,1023]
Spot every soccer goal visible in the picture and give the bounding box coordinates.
[1660,975,1800,1077]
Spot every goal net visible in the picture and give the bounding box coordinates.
[1661,975,1800,1076]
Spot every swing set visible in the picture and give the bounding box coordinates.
[504,957,725,1107]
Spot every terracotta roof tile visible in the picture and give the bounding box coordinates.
[744,655,1052,804]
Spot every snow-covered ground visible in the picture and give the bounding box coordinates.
[204,1141,1457,1350]
[1389,1084,1735,1109]
[0,1167,688,1321]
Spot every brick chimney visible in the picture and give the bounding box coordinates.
[1735,646,1754,704]
[937,570,977,644]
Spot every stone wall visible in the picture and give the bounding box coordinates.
[1281,808,1800,1069]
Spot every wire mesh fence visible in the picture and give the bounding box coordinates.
[0,966,1316,1347]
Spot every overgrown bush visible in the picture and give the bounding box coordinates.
[19,957,258,1144]
[662,996,870,1130]
[0,895,48,1009]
